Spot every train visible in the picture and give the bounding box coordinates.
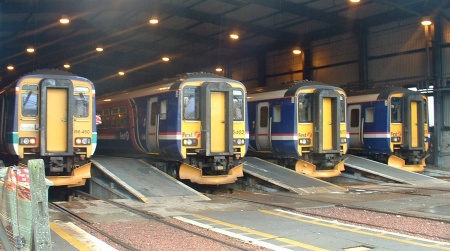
[247,80,348,178]
[346,87,429,172]
[95,73,248,185]
[0,69,97,187]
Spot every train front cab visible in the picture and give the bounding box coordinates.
[388,92,429,171]
[17,77,94,187]
[294,87,347,177]
[146,79,247,185]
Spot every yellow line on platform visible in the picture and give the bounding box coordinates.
[50,222,91,251]
[191,214,329,251]
[260,209,450,251]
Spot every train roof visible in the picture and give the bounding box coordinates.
[97,72,244,103]
[347,87,425,103]
[248,80,344,101]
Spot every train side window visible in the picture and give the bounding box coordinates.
[391,97,402,123]
[273,105,281,122]
[423,100,428,124]
[111,106,127,128]
[97,109,110,128]
[233,89,244,121]
[298,94,313,123]
[365,107,374,123]
[260,106,269,128]
[150,102,159,126]
[74,93,89,117]
[22,92,38,117]
[160,100,167,120]
[350,109,359,127]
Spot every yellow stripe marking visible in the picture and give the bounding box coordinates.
[192,214,329,251]
[260,209,450,250]
[50,222,91,251]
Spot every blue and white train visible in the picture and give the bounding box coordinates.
[347,87,429,171]
[247,80,348,178]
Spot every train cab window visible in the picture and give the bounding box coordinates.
[340,95,346,122]
[21,91,38,117]
[298,94,313,123]
[74,93,89,117]
[233,89,244,121]
[183,87,199,120]
[391,97,402,123]
[273,105,281,122]
[365,107,374,123]
[350,109,359,128]
[150,102,159,126]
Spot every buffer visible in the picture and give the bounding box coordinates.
[343,154,449,186]
[90,155,209,202]
[243,157,347,194]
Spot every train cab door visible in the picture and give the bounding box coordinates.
[255,102,271,151]
[146,97,160,152]
[348,104,363,148]
[313,90,340,153]
[40,79,73,155]
[403,94,425,150]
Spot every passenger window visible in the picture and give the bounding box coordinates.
[111,106,128,128]
[298,94,313,123]
[233,89,244,121]
[260,106,269,128]
[150,102,159,126]
[273,105,281,123]
[22,92,38,117]
[74,93,89,117]
[160,100,167,120]
[97,109,110,128]
[350,109,359,128]
[365,107,374,123]
[183,87,200,120]
[391,97,402,123]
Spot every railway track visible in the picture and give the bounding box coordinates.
[51,190,255,251]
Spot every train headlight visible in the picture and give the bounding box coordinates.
[75,137,91,145]
[19,137,37,145]
[182,138,198,146]
[391,137,401,142]
[233,138,245,146]
[340,138,347,144]
[299,138,311,145]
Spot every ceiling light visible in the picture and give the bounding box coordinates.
[230,33,239,40]
[26,47,35,53]
[162,57,169,62]
[63,64,70,69]
[293,48,302,55]
[118,71,125,76]
[215,67,223,72]
[421,16,432,26]
[59,15,70,24]
[349,0,360,2]
[96,46,104,52]
[149,18,159,24]
[7,65,14,70]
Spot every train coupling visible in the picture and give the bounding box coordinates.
[49,157,65,173]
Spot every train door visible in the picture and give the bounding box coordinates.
[255,102,271,151]
[210,92,226,152]
[348,104,363,148]
[200,82,233,156]
[402,94,425,150]
[40,79,73,155]
[146,97,160,152]
[313,90,340,152]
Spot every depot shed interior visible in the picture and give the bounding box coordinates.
[1,0,450,167]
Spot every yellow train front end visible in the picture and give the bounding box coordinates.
[388,92,429,172]
[14,72,96,187]
[177,78,247,185]
[294,86,347,178]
